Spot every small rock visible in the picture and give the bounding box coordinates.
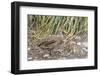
[28,48,31,51]
[43,54,50,58]
[28,57,33,61]
[82,42,88,48]
[34,57,38,59]
[77,42,81,45]
[75,36,81,40]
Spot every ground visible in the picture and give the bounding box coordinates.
[27,34,88,61]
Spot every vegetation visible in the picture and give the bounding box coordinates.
[28,15,88,42]
[27,15,88,60]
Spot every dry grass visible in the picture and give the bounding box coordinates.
[28,15,88,43]
[27,15,88,60]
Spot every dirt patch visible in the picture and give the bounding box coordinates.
[27,35,88,61]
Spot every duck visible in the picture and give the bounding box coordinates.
[37,35,64,50]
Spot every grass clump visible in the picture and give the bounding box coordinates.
[28,15,88,43]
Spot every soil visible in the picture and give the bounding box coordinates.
[27,34,88,61]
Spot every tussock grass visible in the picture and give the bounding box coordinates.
[28,15,88,42]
